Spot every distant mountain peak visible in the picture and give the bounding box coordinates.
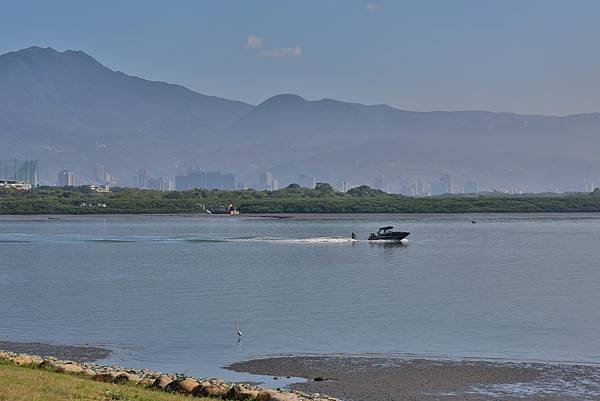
[2,46,102,66]
[16,46,59,54]
[259,93,307,106]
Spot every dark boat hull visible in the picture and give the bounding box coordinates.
[368,231,410,242]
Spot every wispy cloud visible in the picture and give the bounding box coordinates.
[260,45,302,59]
[366,3,377,12]
[244,34,263,49]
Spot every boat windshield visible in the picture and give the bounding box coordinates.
[377,226,394,234]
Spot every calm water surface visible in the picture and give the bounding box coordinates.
[1,214,599,382]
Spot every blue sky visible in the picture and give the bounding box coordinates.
[2,0,600,115]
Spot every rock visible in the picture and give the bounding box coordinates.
[138,377,155,386]
[119,372,143,384]
[193,382,230,398]
[166,378,200,394]
[227,385,260,400]
[257,390,301,401]
[12,354,42,366]
[55,363,85,374]
[152,374,175,389]
[93,373,116,383]
[269,393,301,401]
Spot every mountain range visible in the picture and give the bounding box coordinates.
[1,46,600,192]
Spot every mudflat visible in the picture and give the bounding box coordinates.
[0,341,110,362]
[229,356,600,401]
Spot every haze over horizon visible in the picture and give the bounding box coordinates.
[3,1,600,194]
[2,0,600,116]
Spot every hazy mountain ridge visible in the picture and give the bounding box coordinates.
[1,46,599,190]
[0,47,252,181]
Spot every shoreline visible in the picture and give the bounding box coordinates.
[229,355,600,401]
[3,341,600,400]
[0,343,337,401]
[0,341,110,363]
[4,211,600,219]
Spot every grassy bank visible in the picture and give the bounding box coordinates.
[2,184,600,214]
[0,360,210,401]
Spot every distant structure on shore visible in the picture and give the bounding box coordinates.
[134,169,174,191]
[0,159,39,186]
[175,168,236,191]
[57,169,76,186]
[258,171,278,191]
[90,184,111,193]
[0,180,32,190]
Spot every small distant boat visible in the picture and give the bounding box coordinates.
[368,226,410,242]
[210,203,240,215]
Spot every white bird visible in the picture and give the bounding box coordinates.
[236,323,243,337]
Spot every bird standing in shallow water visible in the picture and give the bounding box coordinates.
[236,323,243,337]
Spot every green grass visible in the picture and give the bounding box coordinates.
[0,361,211,401]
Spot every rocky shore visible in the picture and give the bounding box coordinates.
[0,349,338,401]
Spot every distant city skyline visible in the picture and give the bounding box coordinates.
[3,1,600,115]
[47,163,597,196]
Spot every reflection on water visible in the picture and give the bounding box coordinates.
[1,213,600,382]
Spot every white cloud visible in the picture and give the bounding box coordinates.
[260,45,302,59]
[366,3,377,12]
[245,35,263,49]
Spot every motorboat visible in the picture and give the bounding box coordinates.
[368,226,410,242]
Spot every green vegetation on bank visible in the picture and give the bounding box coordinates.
[2,184,600,215]
[0,359,211,401]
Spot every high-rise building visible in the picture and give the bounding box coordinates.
[222,173,236,191]
[147,176,163,191]
[94,165,106,184]
[205,171,223,190]
[431,181,448,196]
[440,174,453,194]
[57,170,76,186]
[337,180,353,192]
[414,179,431,196]
[0,159,39,186]
[175,174,189,190]
[176,168,207,190]
[134,169,149,189]
[162,177,175,191]
[258,171,273,190]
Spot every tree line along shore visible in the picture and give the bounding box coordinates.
[1,184,600,215]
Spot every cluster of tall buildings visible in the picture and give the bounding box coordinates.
[175,168,236,191]
[134,169,175,191]
[372,174,483,196]
[57,169,76,186]
[257,171,278,191]
[373,175,435,196]
[93,165,117,186]
[0,159,39,186]
[2,157,594,196]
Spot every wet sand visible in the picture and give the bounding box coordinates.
[229,356,600,401]
[0,341,110,363]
